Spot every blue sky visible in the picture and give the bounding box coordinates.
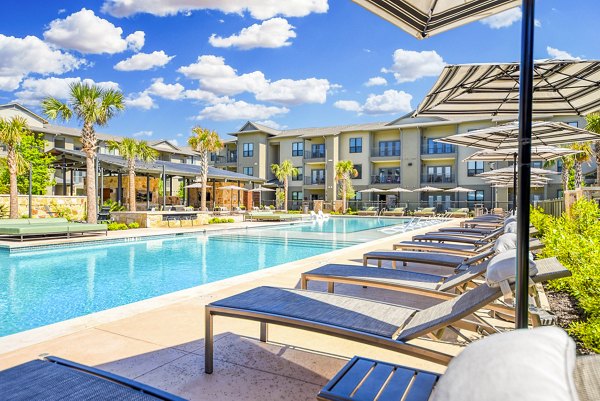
[0,0,597,143]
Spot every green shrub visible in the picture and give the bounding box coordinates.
[532,198,600,352]
[49,200,75,221]
[0,204,7,218]
[102,199,125,212]
[128,222,140,229]
[208,217,234,224]
[107,222,128,230]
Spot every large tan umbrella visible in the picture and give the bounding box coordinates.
[184,182,204,189]
[413,186,439,192]
[463,146,583,163]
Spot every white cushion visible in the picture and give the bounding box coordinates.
[486,249,537,287]
[504,216,517,226]
[504,221,517,233]
[430,327,579,401]
[493,232,517,253]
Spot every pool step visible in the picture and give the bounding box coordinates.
[208,234,359,249]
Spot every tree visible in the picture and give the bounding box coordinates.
[107,138,157,211]
[0,116,30,218]
[585,113,600,185]
[334,160,358,213]
[270,160,298,211]
[569,142,592,189]
[188,127,223,211]
[42,82,125,223]
[0,133,55,195]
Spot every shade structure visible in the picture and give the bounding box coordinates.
[445,186,475,193]
[249,186,275,207]
[416,60,600,117]
[358,187,387,203]
[478,166,558,177]
[413,186,440,192]
[384,187,412,193]
[184,182,204,189]
[352,0,520,39]
[438,121,600,150]
[463,146,583,162]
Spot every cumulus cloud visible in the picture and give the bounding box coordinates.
[546,46,581,60]
[14,77,120,106]
[381,49,445,83]
[114,50,174,71]
[334,90,413,115]
[44,8,145,54]
[0,34,84,91]
[102,0,328,20]
[132,130,153,137]
[209,18,296,50]
[364,77,387,87]
[256,120,286,129]
[124,92,156,110]
[178,55,331,104]
[480,7,521,29]
[146,78,185,100]
[197,100,289,121]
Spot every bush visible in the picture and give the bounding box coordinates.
[531,199,600,352]
[128,222,140,229]
[0,204,7,218]
[102,199,125,212]
[107,222,129,231]
[208,217,234,224]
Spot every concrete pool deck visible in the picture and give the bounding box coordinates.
[0,218,518,400]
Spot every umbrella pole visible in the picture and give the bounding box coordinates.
[516,0,536,330]
[513,153,517,210]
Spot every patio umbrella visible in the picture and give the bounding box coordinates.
[358,188,387,203]
[249,186,275,207]
[412,186,439,192]
[384,186,412,206]
[478,166,558,177]
[463,146,583,163]
[183,182,204,189]
[218,185,247,210]
[445,187,475,209]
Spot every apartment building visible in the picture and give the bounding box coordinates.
[214,113,591,209]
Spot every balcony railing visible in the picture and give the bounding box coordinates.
[214,155,237,164]
[421,174,456,183]
[371,175,401,184]
[304,176,325,185]
[370,148,401,157]
[304,150,325,160]
[421,144,456,155]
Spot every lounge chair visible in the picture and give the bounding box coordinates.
[382,207,405,216]
[318,327,598,401]
[446,208,469,218]
[358,206,378,216]
[362,246,494,269]
[413,207,436,217]
[204,258,568,373]
[0,356,185,401]
[244,211,302,222]
[0,218,108,242]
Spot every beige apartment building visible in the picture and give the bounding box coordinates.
[213,113,591,210]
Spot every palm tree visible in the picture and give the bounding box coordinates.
[0,116,30,218]
[585,113,600,185]
[335,160,358,213]
[569,142,592,189]
[107,138,158,211]
[188,127,223,211]
[270,160,298,211]
[42,82,124,223]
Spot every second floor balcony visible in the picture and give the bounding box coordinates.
[214,154,237,165]
[371,175,401,184]
[421,142,456,155]
[370,147,401,158]
[421,174,456,184]
[304,176,325,185]
[303,150,326,161]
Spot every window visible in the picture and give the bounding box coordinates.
[425,166,453,183]
[292,142,303,157]
[378,141,400,157]
[210,153,216,161]
[291,191,302,201]
[557,159,563,173]
[353,164,362,179]
[353,192,362,200]
[54,137,65,149]
[467,190,484,207]
[424,139,454,154]
[349,138,362,153]
[374,168,400,184]
[532,161,543,169]
[557,189,564,198]
[243,143,253,157]
[292,167,303,181]
[310,169,325,184]
[310,144,325,158]
[242,167,253,176]
[567,121,579,127]
[467,161,484,176]
[186,157,194,164]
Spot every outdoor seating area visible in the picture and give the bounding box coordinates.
[0,218,107,241]
[243,211,306,222]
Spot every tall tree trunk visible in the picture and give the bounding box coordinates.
[595,141,600,185]
[85,154,96,223]
[574,161,583,189]
[8,147,18,219]
[562,166,569,194]
[284,178,288,211]
[342,181,347,213]
[128,161,136,211]
[200,151,208,211]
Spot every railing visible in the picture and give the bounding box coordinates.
[421,144,456,155]
[304,176,325,185]
[303,150,325,160]
[371,175,401,184]
[533,198,565,217]
[370,148,401,157]
[214,155,237,164]
[421,174,456,183]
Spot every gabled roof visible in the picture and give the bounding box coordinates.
[0,103,48,124]
[230,121,390,139]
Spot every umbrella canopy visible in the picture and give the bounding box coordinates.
[248,186,275,193]
[184,182,204,189]
[463,146,583,162]
[413,186,440,192]
[351,0,520,39]
[416,60,600,117]
[384,187,412,193]
[218,185,247,191]
[438,121,600,150]
[357,188,387,193]
[477,166,558,177]
[445,187,475,193]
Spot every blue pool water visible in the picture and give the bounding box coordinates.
[280,217,406,233]
[0,233,356,337]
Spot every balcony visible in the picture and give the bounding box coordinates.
[421,174,456,184]
[370,148,401,162]
[420,144,456,159]
[303,150,325,162]
[214,154,237,166]
[304,176,325,186]
[371,175,401,185]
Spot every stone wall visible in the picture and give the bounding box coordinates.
[111,211,210,228]
[0,195,87,220]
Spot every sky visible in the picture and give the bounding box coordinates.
[0,0,597,144]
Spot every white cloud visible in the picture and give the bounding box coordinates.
[256,78,330,105]
[0,34,83,91]
[124,92,156,110]
[14,77,120,106]
[197,100,288,121]
[44,8,145,54]
[546,46,581,60]
[334,90,413,115]
[364,77,387,87]
[146,78,185,100]
[132,130,153,137]
[256,120,286,129]
[480,7,521,29]
[535,19,542,28]
[209,18,296,50]
[114,50,174,71]
[170,139,179,146]
[381,49,445,83]
[102,0,328,20]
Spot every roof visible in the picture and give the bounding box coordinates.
[230,121,391,138]
[49,148,262,182]
[0,103,48,124]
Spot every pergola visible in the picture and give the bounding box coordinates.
[49,149,262,209]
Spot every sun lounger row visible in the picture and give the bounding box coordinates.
[243,211,304,222]
[0,218,107,241]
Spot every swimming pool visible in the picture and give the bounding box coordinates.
[280,217,406,233]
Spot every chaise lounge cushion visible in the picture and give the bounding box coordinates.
[430,327,579,401]
[486,249,537,288]
[493,232,517,253]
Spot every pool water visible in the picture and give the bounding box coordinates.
[0,233,352,337]
[280,217,406,233]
